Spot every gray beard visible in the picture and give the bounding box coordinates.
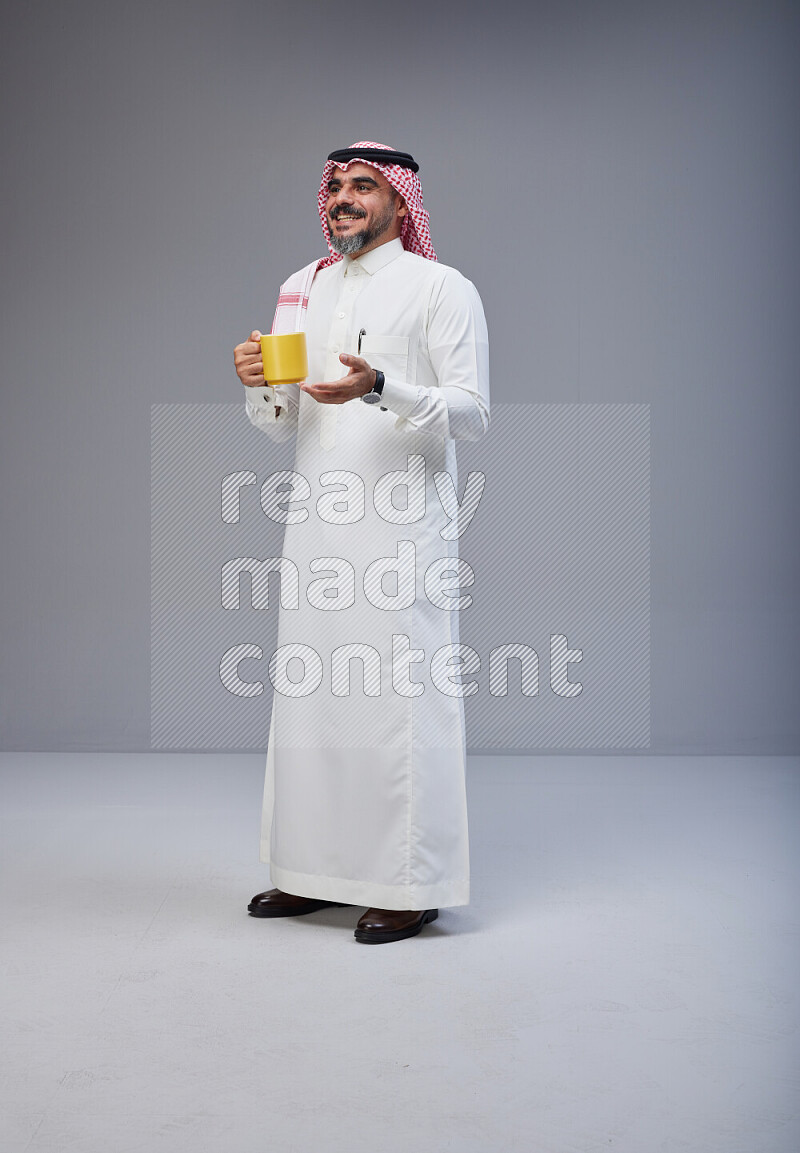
[328,200,396,256]
[329,229,370,256]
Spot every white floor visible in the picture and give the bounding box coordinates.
[1,753,798,1153]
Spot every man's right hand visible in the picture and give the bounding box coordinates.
[234,330,266,387]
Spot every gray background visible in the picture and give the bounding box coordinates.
[1,0,797,753]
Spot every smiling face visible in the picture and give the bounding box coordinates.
[325,163,408,257]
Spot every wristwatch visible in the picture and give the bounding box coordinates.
[361,369,387,410]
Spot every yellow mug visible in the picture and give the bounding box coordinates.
[260,332,308,385]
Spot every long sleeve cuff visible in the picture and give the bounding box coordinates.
[244,382,299,442]
[377,375,423,420]
[376,375,488,441]
[244,384,279,419]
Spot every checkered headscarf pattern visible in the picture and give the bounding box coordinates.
[316,140,437,268]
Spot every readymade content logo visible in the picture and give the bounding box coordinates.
[150,403,650,750]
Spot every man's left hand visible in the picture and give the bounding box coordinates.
[300,353,376,404]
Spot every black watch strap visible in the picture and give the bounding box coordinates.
[375,368,387,411]
[362,369,388,410]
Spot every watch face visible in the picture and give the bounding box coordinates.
[362,392,381,404]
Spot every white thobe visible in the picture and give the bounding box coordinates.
[245,236,490,909]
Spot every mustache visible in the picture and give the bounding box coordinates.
[329,205,367,220]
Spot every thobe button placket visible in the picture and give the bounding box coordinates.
[320,267,364,451]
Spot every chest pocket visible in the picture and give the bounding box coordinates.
[359,334,410,384]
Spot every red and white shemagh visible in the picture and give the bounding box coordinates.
[271,141,435,334]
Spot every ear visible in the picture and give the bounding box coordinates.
[395,193,408,219]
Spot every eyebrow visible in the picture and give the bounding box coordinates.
[327,175,380,190]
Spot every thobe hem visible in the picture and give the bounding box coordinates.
[260,849,470,910]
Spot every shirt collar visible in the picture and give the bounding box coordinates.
[343,236,404,277]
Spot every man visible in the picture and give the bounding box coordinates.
[233,141,490,944]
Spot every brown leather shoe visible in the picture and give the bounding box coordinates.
[354,907,439,944]
[248,887,350,917]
